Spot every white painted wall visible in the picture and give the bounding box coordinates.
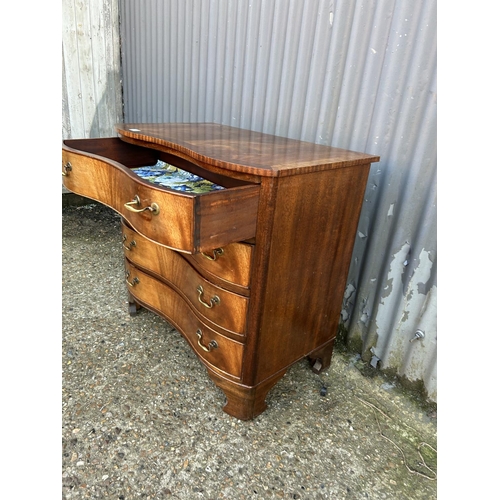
[62,0,123,139]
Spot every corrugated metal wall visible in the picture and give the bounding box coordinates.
[62,0,123,139]
[118,0,437,401]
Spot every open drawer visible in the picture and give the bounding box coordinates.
[62,138,260,253]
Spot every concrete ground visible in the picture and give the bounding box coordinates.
[62,199,437,499]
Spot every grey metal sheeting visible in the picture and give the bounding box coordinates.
[118,0,436,401]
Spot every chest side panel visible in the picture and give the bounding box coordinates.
[251,164,371,382]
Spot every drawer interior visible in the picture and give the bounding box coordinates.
[64,138,253,190]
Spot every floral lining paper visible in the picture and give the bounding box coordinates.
[131,160,225,193]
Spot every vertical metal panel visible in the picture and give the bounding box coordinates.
[62,0,123,139]
[119,0,437,401]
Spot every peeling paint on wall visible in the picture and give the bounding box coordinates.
[365,245,436,400]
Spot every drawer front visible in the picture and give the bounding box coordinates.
[62,138,260,253]
[122,221,248,336]
[184,241,253,290]
[125,261,244,379]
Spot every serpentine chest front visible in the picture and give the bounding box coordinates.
[62,123,379,420]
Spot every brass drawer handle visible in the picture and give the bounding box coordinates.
[197,285,220,308]
[126,270,140,287]
[122,234,136,251]
[124,195,160,215]
[196,329,218,352]
[62,162,72,176]
[202,248,224,261]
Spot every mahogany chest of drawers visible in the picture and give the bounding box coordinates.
[62,123,379,420]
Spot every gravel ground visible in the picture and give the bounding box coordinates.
[62,200,437,500]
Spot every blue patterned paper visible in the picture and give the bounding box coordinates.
[132,161,225,193]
